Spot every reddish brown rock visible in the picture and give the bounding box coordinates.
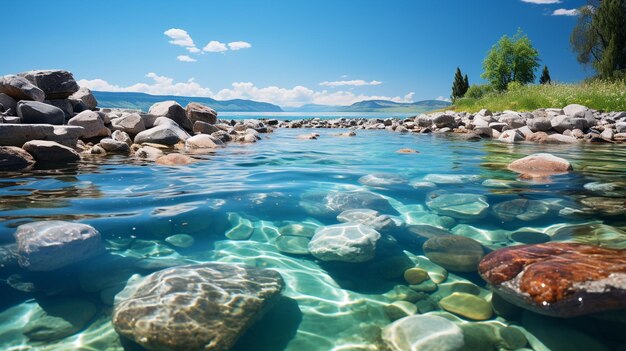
[507,153,572,178]
[479,242,626,317]
[155,153,195,166]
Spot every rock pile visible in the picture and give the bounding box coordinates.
[276,105,626,144]
[0,69,273,170]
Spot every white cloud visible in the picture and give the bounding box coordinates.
[319,79,383,87]
[203,41,228,52]
[521,0,560,4]
[436,96,452,103]
[164,28,195,47]
[228,41,252,50]
[186,47,201,53]
[552,8,579,16]
[177,55,197,62]
[78,74,414,107]
[78,73,214,97]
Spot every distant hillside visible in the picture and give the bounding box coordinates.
[284,99,451,113]
[93,91,283,112]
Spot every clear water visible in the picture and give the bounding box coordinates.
[1,127,626,350]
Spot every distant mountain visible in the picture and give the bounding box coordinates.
[93,91,283,112]
[284,99,451,113]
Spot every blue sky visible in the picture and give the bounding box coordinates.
[2,0,589,107]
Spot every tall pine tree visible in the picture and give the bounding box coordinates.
[539,65,551,84]
[463,74,469,95]
[451,67,467,101]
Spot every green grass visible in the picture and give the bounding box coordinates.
[450,80,626,113]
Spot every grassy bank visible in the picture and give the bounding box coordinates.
[450,80,626,113]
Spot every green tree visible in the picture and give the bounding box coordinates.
[540,65,552,85]
[463,74,469,94]
[571,0,626,78]
[482,29,540,91]
[451,67,468,100]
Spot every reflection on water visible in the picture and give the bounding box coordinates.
[1,128,626,350]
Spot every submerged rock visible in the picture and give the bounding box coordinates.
[423,174,481,184]
[14,221,104,271]
[23,298,97,341]
[439,292,493,320]
[507,153,572,178]
[224,213,254,240]
[275,235,310,255]
[164,234,195,248]
[337,209,398,232]
[308,223,381,262]
[112,263,284,351]
[382,314,464,351]
[300,190,395,217]
[358,173,408,187]
[479,242,626,317]
[155,153,195,166]
[426,193,489,219]
[492,198,551,222]
[423,235,484,272]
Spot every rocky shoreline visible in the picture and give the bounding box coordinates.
[2,69,626,170]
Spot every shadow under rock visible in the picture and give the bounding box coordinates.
[232,296,303,351]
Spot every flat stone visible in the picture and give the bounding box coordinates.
[423,235,484,272]
[0,146,35,169]
[0,124,54,146]
[99,138,130,153]
[439,292,493,320]
[423,174,481,184]
[426,193,489,219]
[165,234,195,248]
[382,315,465,351]
[134,118,190,145]
[68,110,110,139]
[14,221,104,271]
[479,242,626,317]
[300,190,396,217]
[185,134,224,149]
[507,153,572,178]
[22,140,80,162]
[384,301,417,321]
[225,213,254,240]
[278,223,318,238]
[358,173,408,187]
[193,120,220,134]
[135,145,164,160]
[111,113,145,135]
[308,223,381,263]
[112,263,284,351]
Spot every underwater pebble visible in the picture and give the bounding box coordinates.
[439,292,493,320]
[23,298,97,342]
[225,213,254,240]
[423,235,484,272]
[404,267,429,285]
[382,315,465,351]
[164,234,195,248]
[274,235,310,255]
[384,301,417,321]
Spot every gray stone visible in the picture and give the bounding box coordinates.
[22,140,80,162]
[14,221,104,271]
[275,235,310,255]
[111,113,145,135]
[498,129,524,143]
[358,173,408,187]
[300,190,396,217]
[193,120,220,134]
[616,122,626,133]
[308,223,381,262]
[563,104,589,117]
[134,145,164,160]
[134,118,190,145]
[17,101,65,125]
[148,101,192,131]
[112,263,284,351]
[69,87,98,110]
[432,114,457,129]
[337,209,398,232]
[18,70,79,99]
[165,234,195,248]
[547,134,579,144]
[499,113,526,128]
[0,146,35,169]
[99,138,130,153]
[48,125,84,147]
[0,93,17,114]
[186,102,217,124]
[0,75,45,101]
[0,124,55,146]
[493,199,550,222]
[526,117,552,132]
[111,130,132,145]
[382,315,465,351]
[43,99,73,120]
[68,110,110,139]
[551,115,588,133]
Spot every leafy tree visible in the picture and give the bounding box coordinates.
[451,67,469,100]
[482,29,540,91]
[571,0,626,78]
[540,65,552,85]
